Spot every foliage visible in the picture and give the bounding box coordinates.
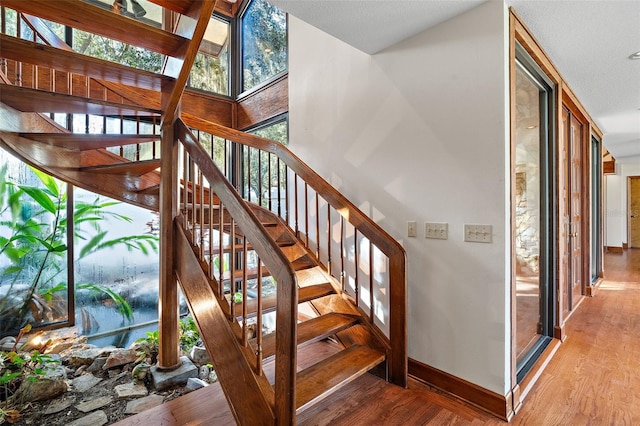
[242,0,288,91]
[72,29,162,73]
[189,43,229,95]
[135,316,202,362]
[134,329,159,363]
[0,348,60,407]
[0,165,159,334]
[244,120,288,209]
[179,316,201,352]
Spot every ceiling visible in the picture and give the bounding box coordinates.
[269,0,640,164]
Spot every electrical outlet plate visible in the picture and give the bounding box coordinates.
[407,221,417,237]
[464,224,492,243]
[424,222,448,239]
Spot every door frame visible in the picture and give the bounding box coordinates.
[628,176,640,248]
[509,9,604,416]
[561,95,590,314]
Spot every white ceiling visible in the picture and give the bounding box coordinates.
[270,0,640,164]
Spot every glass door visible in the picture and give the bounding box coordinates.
[514,45,556,381]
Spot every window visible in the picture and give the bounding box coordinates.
[188,15,230,95]
[241,0,287,93]
[0,153,70,335]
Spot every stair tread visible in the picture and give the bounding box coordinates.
[295,344,385,413]
[81,159,161,176]
[2,0,188,58]
[0,84,160,116]
[20,133,159,151]
[0,34,172,91]
[227,283,336,318]
[295,266,335,288]
[253,313,359,360]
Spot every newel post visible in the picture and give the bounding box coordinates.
[157,115,180,369]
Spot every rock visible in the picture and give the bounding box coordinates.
[150,356,198,391]
[198,365,210,381]
[189,346,210,365]
[44,395,76,415]
[46,340,75,355]
[75,396,113,413]
[71,373,102,393]
[208,370,218,383]
[115,382,149,398]
[66,347,102,366]
[87,357,107,373]
[75,365,87,376]
[9,365,68,403]
[125,394,165,414]
[67,410,108,426]
[185,377,208,391]
[0,336,16,351]
[103,348,137,369]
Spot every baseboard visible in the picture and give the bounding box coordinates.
[605,246,623,253]
[586,277,603,297]
[623,242,629,250]
[408,358,511,421]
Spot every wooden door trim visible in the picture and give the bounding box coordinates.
[628,176,640,248]
[510,10,564,412]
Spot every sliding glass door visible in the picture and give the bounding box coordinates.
[513,45,556,381]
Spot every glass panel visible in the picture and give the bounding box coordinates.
[74,188,160,348]
[83,0,163,27]
[72,28,162,73]
[242,0,287,92]
[0,151,69,335]
[248,120,288,212]
[189,16,230,95]
[514,63,543,362]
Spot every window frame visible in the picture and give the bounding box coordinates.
[235,0,288,99]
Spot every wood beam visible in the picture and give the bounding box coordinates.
[158,120,180,369]
[162,1,218,124]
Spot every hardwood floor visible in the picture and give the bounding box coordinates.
[115,250,640,425]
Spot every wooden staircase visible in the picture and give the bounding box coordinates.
[0,1,407,424]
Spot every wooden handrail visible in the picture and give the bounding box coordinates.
[176,119,299,424]
[185,117,408,388]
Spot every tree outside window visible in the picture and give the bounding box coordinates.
[242,0,287,93]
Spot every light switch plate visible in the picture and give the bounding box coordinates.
[464,224,492,243]
[425,222,448,239]
[407,221,417,237]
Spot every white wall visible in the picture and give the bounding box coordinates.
[288,1,510,394]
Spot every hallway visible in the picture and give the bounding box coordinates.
[509,249,640,424]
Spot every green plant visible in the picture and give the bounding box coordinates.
[179,317,201,352]
[0,165,159,334]
[134,329,159,363]
[134,317,202,363]
[0,349,59,404]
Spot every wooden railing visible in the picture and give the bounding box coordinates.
[186,119,408,388]
[175,120,298,424]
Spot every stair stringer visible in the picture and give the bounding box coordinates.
[175,217,276,426]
